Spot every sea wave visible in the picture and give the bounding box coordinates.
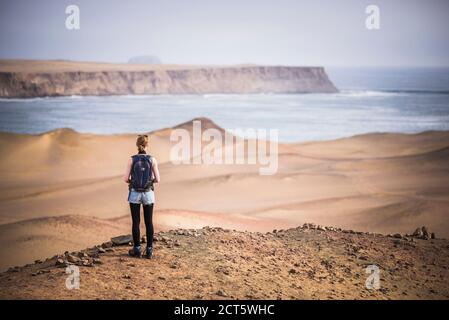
[0,97,51,103]
[339,89,449,98]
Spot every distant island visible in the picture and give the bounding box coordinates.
[0,60,338,98]
[128,55,162,64]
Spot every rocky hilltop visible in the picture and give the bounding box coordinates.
[0,60,338,98]
[1,224,448,300]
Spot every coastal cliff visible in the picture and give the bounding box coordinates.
[0,60,338,97]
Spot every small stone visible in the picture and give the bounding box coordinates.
[93,258,102,265]
[55,259,66,267]
[123,274,131,279]
[170,262,180,269]
[215,266,230,275]
[67,254,80,263]
[412,227,423,237]
[216,289,228,297]
[97,247,106,254]
[359,256,368,261]
[77,252,89,259]
[82,260,93,267]
[393,233,403,239]
[141,235,147,244]
[101,241,113,249]
[289,268,297,274]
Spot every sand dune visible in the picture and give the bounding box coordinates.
[0,118,448,270]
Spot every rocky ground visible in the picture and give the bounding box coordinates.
[0,224,448,300]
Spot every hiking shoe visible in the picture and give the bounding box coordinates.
[128,246,141,258]
[145,246,153,259]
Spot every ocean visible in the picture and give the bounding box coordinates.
[0,67,448,142]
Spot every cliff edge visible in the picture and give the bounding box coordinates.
[0,60,338,98]
[1,224,448,300]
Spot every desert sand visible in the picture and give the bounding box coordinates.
[0,118,448,274]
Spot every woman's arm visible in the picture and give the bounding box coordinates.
[123,158,132,183]
[152,157,161,183]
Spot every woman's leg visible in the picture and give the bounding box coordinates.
[143,203,154,248]
[129,203,141,247]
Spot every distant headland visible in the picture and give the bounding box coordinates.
[0,60,338,98]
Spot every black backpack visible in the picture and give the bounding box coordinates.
[130,154,153,192]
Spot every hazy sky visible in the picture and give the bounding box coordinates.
[0,0,448,66]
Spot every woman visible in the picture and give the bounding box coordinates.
[123,134,160,258]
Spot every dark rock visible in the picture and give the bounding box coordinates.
[77,252,89,259]
[359,256,369,261]
[111,235,133,246]
[101,241,113,248]
[55,259,66,267]
[422,226,430,238]
[412,228,423,238]
[393,233,403,239]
